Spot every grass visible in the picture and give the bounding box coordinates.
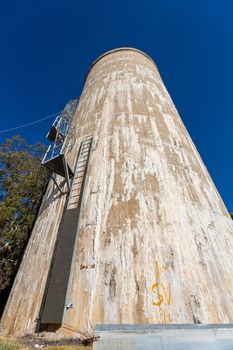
[0,337,92,350]
[0,337,20,350]
[44,347,92,350]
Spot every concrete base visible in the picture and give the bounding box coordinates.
[93,324,233,350]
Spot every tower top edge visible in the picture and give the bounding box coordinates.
[83,47,158,85]
[91,47,157,67]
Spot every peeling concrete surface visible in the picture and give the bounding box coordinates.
[1,48,233,337]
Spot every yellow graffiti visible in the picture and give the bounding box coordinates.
[162,282,171,305]
[151,261,172,324]
[156,310,172,324]
[155,261,168,277]
[151,282,163,306]
[151,281,171,306]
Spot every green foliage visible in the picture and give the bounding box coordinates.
[0,135,48,305]
[230,213,233,220]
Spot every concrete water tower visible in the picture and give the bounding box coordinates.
[1,48,233,337]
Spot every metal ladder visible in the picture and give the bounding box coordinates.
[39,135,93,327]
[68,136,93,210]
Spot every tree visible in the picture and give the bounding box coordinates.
[0,135,48,314]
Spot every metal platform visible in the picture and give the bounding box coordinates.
[93,324,233,350]
[44,154,73,178]
[41,99,78,191]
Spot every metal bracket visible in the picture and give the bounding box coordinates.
[62,156,71,192]
[51,174,68,195]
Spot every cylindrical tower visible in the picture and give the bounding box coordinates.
[2,48,233,336]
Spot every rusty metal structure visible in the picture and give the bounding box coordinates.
[1,48,233,337]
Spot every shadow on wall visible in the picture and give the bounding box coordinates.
[39,178,66,214]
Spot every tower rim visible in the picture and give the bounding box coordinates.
[83,47,158,85]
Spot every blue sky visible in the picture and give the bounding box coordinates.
[0,0,232,211]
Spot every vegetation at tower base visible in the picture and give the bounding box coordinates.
[0,336,93,350]
[0,135,48,316]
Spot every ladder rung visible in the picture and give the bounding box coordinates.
[70,194,81,198]
[70,190,82,196]
[72,185,82,190]
[73,176,83,185]
[71,189,81,193]
[71,184,82,189]
[73,176,84,181]
[83,137,93,141]
[72,184,82,189]
[73,173,85,177]
[69,200,80,204]
[77,167,86,171]
[67,136,93,207]
[76,165,86,169]
[69,198,81,202]
[72,178,84,185]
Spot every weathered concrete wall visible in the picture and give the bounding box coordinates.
[2,48,233,336]
[0,178,68,335]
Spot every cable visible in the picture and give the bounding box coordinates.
[0,110,62,134]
